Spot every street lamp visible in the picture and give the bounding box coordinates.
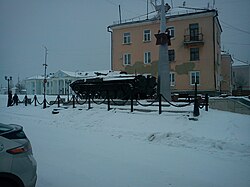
[5,76,12,107]
[43,46,48,109]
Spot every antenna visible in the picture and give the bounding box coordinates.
[147,0,149,20]
[119,5,122,24]
[170,0,173,8]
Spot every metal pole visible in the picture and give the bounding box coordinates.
[146,0,149,20]
[205,94,209,111]
[43,46,48,109]
[107,90,110,111]
[119,5,122,24]
[88,92,91,109]
[7,79,10,107]
[72,95,76,108]
[130,85,134,113]
[158,0,171,101]
[34,95,37,106]
[5,76,12,107]
[193,82,200,117]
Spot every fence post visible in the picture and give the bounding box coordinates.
[24,95,28,106]
[107,90,110,111]
[57,95,60,107]
[193,82,200,117]
[88,93,91,109]
[34,95,37,106]
[72,95,76,108]
[130,85,134,113]
[205,94,209,111]
[159,94,162,114]
[157,77,162,114]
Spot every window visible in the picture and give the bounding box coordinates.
[123,32,131,44]
[123,53,131,65]
[190,71,200,85]
[189,23,199,41]
[144,52,151,64]
[190,48,199,61]
[170,72,175,86]
[168,49,175,62]
[167,26,175,38]
[143,30,151,42]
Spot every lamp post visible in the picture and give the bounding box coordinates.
[43,46,48,109]
[5,76,12,107]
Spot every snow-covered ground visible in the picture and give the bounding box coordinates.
[0,95,250,187]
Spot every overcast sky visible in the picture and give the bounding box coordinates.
[1,0,250,87]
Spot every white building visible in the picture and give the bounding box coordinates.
[24,70,114,95]
[232,59,250,95]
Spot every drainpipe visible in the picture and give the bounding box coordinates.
[213,12,216,95]
[213,11,219,95]
[107,26,113,70]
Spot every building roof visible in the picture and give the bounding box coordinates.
[25,70,125,81]
[108,9,219,30]
[232,58,249,67]
[26,75,44,80]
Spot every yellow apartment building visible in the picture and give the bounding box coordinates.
[107,9,223,95]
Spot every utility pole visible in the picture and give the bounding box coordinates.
[43,46,48,109]
[158,0,171,100]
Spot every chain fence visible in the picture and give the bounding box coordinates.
[6,89,209,116]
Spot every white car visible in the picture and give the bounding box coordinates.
[0,123,37,187]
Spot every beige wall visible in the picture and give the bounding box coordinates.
[221,54,233,94]
[110,10,222,94]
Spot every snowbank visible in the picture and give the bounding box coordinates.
[0,95,249,187]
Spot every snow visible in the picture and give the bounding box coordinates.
[0,95,250,187]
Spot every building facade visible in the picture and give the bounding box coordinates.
[108,9,223,95]
[24,70,114,95]
[232,60,250,96]
[220,53,233,94]
[24,70,84,95]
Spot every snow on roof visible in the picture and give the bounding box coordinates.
[25,70,150,82]
[26,75,44,80]
[232,59,249,67]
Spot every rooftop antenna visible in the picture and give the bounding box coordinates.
[151,0,168,18]
[170,0,173,8]
[119,5,122,24]
[147,0,149,20]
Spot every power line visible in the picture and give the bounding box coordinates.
[221,20,250,35]
[233,56,249,64]
[223,42,250,46]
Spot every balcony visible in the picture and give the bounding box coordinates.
[184,33,204,47]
